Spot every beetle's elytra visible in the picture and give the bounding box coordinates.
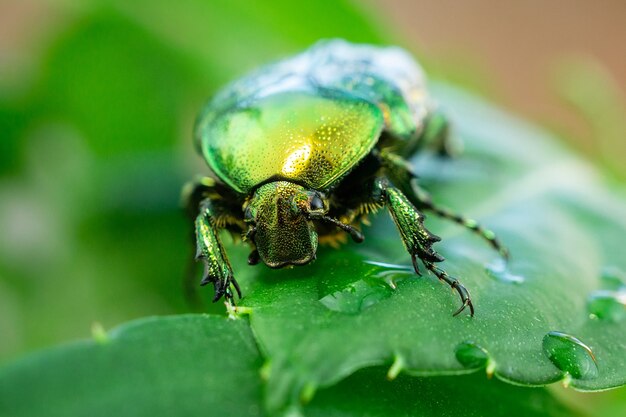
[185,40,508,316]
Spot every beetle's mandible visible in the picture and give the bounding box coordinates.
[184,40,508,316]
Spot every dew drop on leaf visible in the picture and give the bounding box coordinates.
[599,266,626,290]
[587,290,626,321]
[587,266,626,321]
[485,259,524,284]
[364,260,414,289]
[319,279,393,314]
[542,331,598,380]
[454,342,489,369]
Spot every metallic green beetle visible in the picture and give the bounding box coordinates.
[185,40,507,316]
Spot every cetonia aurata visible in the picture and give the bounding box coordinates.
[185,40,507,316]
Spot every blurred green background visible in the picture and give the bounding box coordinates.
[0,0,393,364]
[0,2,624,413]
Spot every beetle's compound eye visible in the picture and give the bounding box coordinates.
[309,194,325,212]
[244,205,255,222]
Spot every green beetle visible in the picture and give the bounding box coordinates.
[185,40,507,316]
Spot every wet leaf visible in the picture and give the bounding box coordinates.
[0,316,264,417]
[229,84,626,413]
[0,315,580,417]
[308,367,579,417]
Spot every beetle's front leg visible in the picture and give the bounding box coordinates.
[195,199,241,303]
[376,149,509,260]
[374,178,443,266]
[374,178,474,316]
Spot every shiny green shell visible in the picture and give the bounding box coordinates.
[195,40,433,194]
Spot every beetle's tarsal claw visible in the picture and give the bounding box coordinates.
[232,278,242,299]
[203,273,241,302]
[410,254,422,276]
[212,290,224,303]
[200,271,213,286]
[212,280,225,302]
[423,261,474,317]
[452,298,473,317]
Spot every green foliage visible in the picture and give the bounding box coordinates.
[0,0,385,362]
[0,316,262,417]
[0,315,579,417]
[1,1,625,416]
[233,84,626,413]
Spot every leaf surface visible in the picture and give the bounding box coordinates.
[0,315,580,417]
[230,84,626,412]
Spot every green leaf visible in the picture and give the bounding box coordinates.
[223,84,626,413]
[0,315,580,417]
[308,368,579,417]
[0,316,263,417]
[110,0,386,82]
[0,0,387,362]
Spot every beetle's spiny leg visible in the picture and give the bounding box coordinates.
[416,191,509,261]
[422,261,474,317]
[204,271,241,303]
[195,198,242,304]
[378,148,508,261]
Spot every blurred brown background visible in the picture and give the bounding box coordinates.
[2,0,625,166]
[372,1,625,125]
[370,0,626,176]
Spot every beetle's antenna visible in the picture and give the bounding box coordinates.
[318,216,364,243]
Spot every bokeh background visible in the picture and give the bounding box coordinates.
[0,0,624,413]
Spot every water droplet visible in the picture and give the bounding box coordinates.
[542,331,598,380]
[364,260,414,273]
[364,260,414,289]
[320,261,414,313]
[485,259,524,284]
[319,278,392,314]
[600,266,626,290]
[455,342,489,369]
[587,290,626,322]
[364,260,407,268]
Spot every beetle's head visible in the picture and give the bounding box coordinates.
[244,181,363,268]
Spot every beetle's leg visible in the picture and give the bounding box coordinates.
[374,177,473,316]
[181,179,212,309]
[182,177,243,305]
[421,260,474,316]
[377,150,509,260]
[411,183,509,260]
[418,110,459,157]
[195,198,241,303]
